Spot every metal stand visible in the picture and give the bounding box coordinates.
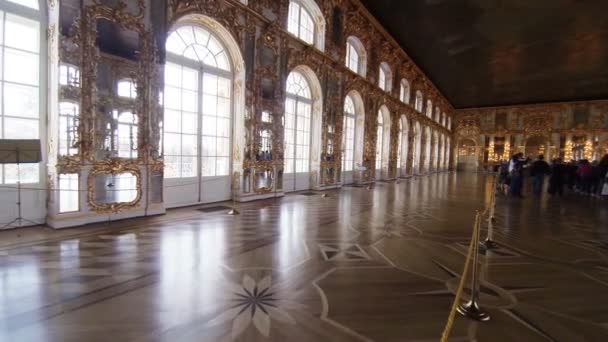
[482,176,498,250]
[458,211,491,321]
[227,186,240,215]
[2,154,38,229]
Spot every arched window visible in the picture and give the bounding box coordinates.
[415,91,423,113]
[0,0,43,185]
[399,79,410,104]
[423,126,432,173]
[441,112,446,127]
[413,121,422,174]
[398,115,410,175]
[345,36,366,76]
[378,62,392,92]
[375,106,391,179]
[343,90,365,184]
[342,96,356,172]
[284,71,312,175]
[59,102,79,156]
[376,112,384,171]
[397,119,402,169]
[287,0,325,50]
[448,116,452,130]
[426,99,433,118]
[164,23,238,206]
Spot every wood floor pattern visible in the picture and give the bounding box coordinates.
[1,173,608,341]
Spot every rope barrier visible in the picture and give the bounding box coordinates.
[0,176,232,193]
[441,174,498,340]
[440,211,481,342]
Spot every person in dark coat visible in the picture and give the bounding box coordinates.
[509,153,529,197]
[529,155,551,195]
[548,158,565,196]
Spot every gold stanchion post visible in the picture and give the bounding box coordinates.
[483,176,498,249]
[457,211,491,321]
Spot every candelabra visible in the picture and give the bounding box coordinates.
[564,140,573,161]
[584,140,593,160]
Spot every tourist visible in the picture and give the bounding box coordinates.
[576,159,593,194]
[597,154,608,197]
[548,158,565,196]
[509,153,528,197]
[498,160,510,194]
[530,155,551,195]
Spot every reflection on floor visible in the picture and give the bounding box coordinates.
[1,173,608,341]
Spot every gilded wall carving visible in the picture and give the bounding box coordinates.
[455,100,608,164]
[53,0,454,224]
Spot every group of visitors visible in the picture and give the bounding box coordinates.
[497,153,608,198]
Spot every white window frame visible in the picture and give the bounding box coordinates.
[342,95,356,172]
[0,0,46,185]
[287,0,325,51]
[399,79,410,104]
[284,71,313,174]
[164,25,234,180]
[378,62,392,92]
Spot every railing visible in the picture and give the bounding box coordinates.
[441,174,498,341]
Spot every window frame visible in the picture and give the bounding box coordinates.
[163,25,235,180]
[287,1,316,47]
[0,0,46,185]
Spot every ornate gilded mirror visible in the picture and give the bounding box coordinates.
[254,168,274,193]
[88,162,141,213]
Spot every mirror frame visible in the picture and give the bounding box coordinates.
[87,160,142,213]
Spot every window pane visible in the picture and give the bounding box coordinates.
[4,163,38,184]
[181,135,198,156]
[181,112,198,134]
[6,0,39,10]
[4,118,38,138]
[181,156,197,177]
[201,157,216,176]
[4,83,38,118]
[59,174,79,213]
[5,14,39,52]
[5,48,39,85]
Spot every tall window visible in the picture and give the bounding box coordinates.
[59,102,79,156]
[448,116,452,130]
[441,112,446,127]
[376,111,384,170]
[0,3,42,184]
[345,36,366,76]
[397,118,402,169]
[400,79,410,104]
[415,91,423,112]
[284,71,312,173]
[426,99,433,118]
[164,25,232,179]
[345,41,359,74]
[288,1,314,45]
[378,62,392,91]
[342,96,356,172]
